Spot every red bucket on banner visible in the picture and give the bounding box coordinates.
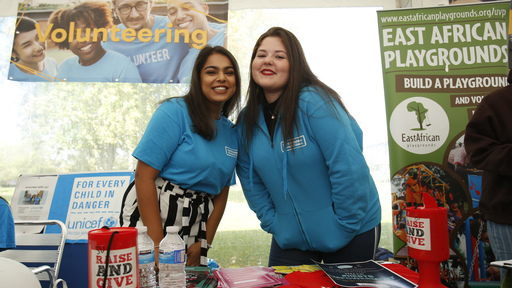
[406,192,449,288]
[88,227,139,288]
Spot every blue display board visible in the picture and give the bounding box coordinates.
[12,171,134,242]
[45,171,134,242]
[12,171,134,288]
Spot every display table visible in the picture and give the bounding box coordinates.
[195,263,419,288]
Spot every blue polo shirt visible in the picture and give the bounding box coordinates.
[133,97,237,194]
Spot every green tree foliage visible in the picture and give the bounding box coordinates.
[18,82,189,173]
[0,16,191,181]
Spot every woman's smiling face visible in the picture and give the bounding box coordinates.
[12,29,46,66]
[69,19,105,66]
[201,53,236,117]
[251,36,290,102]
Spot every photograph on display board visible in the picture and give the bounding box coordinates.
[390,162,475,287]
[20,189,46,205]
[8,0,228,83]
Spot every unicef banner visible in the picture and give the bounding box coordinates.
[11,171,134,243]
[378,1,509,285]
[8,0,228,83]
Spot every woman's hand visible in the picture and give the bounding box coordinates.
[186,241,202,266]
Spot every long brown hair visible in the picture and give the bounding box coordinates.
[184,46,242,140]
[237,27,349,150]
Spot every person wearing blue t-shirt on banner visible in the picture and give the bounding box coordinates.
[49,1,142,83]
[236,27,382,266]
[167,0,227,83]
[8,17,58,82]
[120,46,241,267]
[102,0,189,83]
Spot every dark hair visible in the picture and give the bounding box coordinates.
[237,27,349,150]
[14,16,38,36]
[48,1,112,50]
[184,45,241,140]
[11,17,39,61]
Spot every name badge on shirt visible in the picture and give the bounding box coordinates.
[225,146,238,158]
[281,135,307,152]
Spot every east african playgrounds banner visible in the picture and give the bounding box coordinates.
[378,1,509,286]
[8,0,228,83]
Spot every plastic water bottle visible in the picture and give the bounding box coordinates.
[159,226,186,288]
[137,226,157,288]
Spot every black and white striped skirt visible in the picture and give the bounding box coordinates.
[120,177,214,266]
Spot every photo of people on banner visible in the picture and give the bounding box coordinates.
[8,0,228,83]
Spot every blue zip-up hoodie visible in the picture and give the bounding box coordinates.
[236,87,381,252]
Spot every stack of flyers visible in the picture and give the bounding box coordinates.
[213,266,289,288]
[314,260,418,288]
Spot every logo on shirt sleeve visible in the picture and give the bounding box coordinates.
[225,146,238,158]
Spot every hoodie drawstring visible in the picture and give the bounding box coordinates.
[249,144,254,193]
[283,149,288,200]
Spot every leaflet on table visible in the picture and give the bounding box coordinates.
[272,264,322,274]
[315,260,418,288]
[213,266,288,288]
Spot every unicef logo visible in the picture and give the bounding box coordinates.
[104,217,118,227]
[389,97,449,154]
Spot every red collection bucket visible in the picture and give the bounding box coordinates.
[88,227,139,288]
[406,192,449,288]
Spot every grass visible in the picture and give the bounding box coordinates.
[209,224,393,269]
[209,229,273,268]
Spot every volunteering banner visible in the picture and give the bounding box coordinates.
[378,1,509,284]
[8,0,228,83]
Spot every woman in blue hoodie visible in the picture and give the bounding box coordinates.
[236,27,382,266]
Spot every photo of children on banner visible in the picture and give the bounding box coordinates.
[391,164,467,243]
[8,16,58,82]
[9,0,229,83]
[390,163,496,285]
[102,0,189,83]
[22,190,44,205]
[447,136,483,186]
[48,1,142,82]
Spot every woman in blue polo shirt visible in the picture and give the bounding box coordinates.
[120,46,241,266]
